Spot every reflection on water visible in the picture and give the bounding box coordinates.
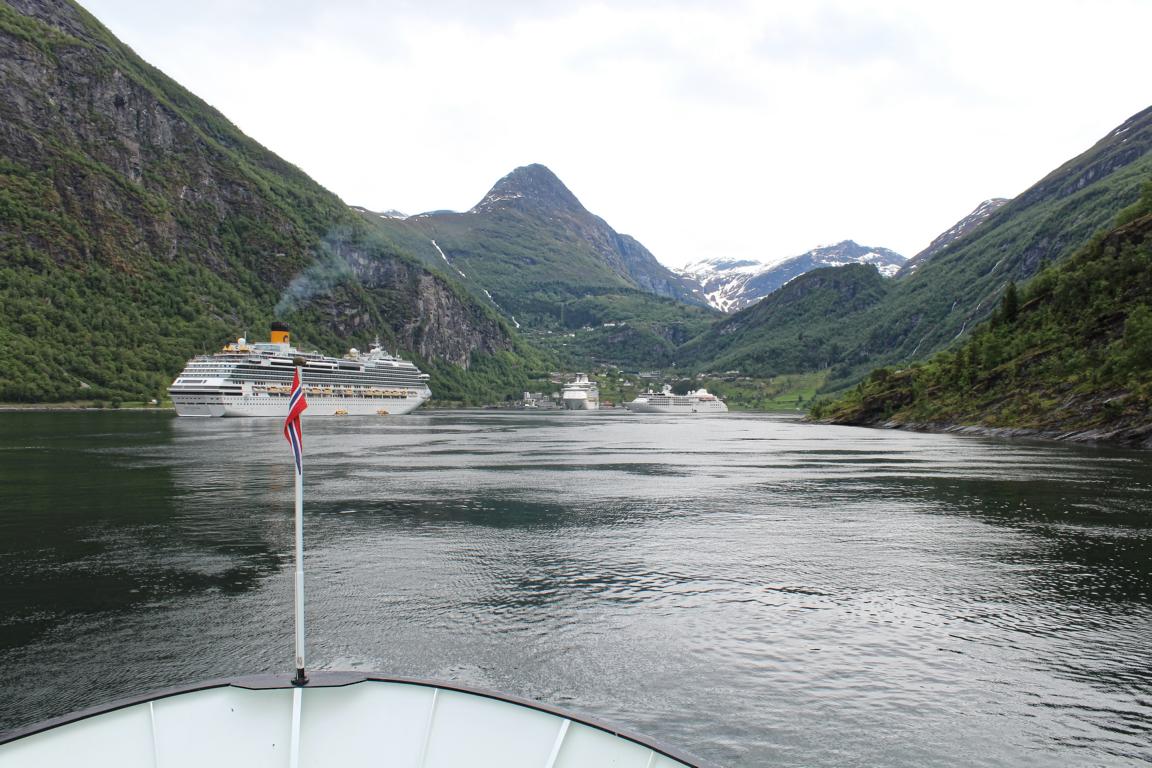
[1,411,1150,767]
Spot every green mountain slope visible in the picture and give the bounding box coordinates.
[357,165,717,368]
[811,183,1152,447]
[0,0,530,404]
[678,264,891,373]
[682,106,1152,388]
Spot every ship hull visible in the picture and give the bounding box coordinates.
[171,393,429,418]
[562,396,599,411]
[625,400,728,414]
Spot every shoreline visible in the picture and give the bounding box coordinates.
[0,404,175,413]
[810,417,1152,450]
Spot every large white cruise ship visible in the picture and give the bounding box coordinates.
[168,323,431,417]
[625,385,728,414]
[561,372,600,410]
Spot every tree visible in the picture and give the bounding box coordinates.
[1001,281,1019,324]
[1122,305,1152,373]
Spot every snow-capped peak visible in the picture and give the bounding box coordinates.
[675,240,907,313]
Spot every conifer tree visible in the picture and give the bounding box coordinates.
[1002,281,1019,324]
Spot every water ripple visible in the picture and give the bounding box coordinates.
[1,411,1150,767]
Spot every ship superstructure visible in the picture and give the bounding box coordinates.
[168,322,431,417]
[560,373,600,410]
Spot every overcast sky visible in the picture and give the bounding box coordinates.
[81,0,1151,269]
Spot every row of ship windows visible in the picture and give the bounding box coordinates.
[172,388,420,395]
[183,361,418,372]
[185,362,417,372]
[180,372,424,385]
[173,396,413,402]
[185,367,372,376]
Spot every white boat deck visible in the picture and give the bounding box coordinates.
[0,673,706,768]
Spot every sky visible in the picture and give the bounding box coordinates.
[81,0,1152,269]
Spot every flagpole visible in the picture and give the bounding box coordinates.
[293,442,307,686]
[286,362,308,687]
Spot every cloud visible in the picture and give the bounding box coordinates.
[82,0,1152,267]
[755,5,919,68]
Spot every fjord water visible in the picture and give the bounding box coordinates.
[1,411,1150,766]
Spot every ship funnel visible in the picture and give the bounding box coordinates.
[270,321,291,345]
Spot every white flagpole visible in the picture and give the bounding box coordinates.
[293,367,308,686]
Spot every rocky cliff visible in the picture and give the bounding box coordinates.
[0,0,516,402]
[356,164,713,337]
[465,164,701,304]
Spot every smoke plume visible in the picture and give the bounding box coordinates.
[274,229,358,317]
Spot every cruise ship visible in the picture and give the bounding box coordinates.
[168,322,431,417]
[625,385,728,414]
[561,373,600,410]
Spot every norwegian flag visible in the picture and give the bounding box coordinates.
[283,367,308,474]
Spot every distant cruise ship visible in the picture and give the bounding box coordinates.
[625,385,728,414]
[168,322,431,417]
[561,373,599,410]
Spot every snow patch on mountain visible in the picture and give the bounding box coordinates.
[901,198,1010,275]
[470,192,524,214]
[349,206,408,219]
[676,240,907,313]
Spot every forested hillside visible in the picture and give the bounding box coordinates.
[681,106,1152,389]
[358,164,717,369]
[811,181,1152,447]
[361,164,707,324]
[0,0,536,404]
[678,264,892,373]
[4,0,1150,409]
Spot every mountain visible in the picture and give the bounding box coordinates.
[360,164,707,322]
[683,105,1152,388]
[899,198,1009,275]
[676,258,765,312]
[351,206,408,220]
[356,164,717,367]
[811,186,1152,447]
[679,240,906,312]
[678,263,892,373]
[0,0,529,404]
[855,106,1152,379]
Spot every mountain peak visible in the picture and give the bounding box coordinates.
[470,163,587,216]
[900,197,1011,275]
[675,240,906,312]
